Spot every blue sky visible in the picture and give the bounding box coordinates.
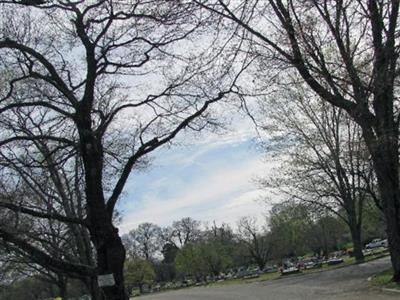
[117,118,280,233]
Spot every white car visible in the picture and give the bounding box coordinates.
[365,239,388,249]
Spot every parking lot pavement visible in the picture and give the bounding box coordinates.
[140,257,399,300]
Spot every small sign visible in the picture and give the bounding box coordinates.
[98,274,115,287]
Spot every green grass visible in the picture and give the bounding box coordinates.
[370,268,400,290]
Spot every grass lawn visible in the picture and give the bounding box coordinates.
[370,268,400,291]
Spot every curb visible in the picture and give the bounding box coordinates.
[382,288,400,294]
[368,266,400,294]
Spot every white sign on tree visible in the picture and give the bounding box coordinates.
[98,274,115,287]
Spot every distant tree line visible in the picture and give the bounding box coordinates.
[0,197,385,299]
[120,201,384,295]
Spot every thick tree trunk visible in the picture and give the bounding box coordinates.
[85,276,102,300]
[78,119,128,299]
[349,226,364,263]
[376,176,400,282]
[366,130,400,282]
[57,277,67,300]
[83,177,129,299]
[59,286,67,300]
[93,223,128,300]
[386,214,400,282]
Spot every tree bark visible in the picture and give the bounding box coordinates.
[57,277,67,300]
[86,194,127,300]
[94,225,128,300]
[349,225,364,263]
[373,163,400,282]
[78,128,128,299]
[364,125,400,282]
[85,276,103,300]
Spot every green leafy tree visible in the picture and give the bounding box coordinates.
[308,214,348,257]
[361,202,386,244]
[162,243,179,264]
[174,240,232,280]
[124,258,155,295]
[200,241,232,276]
[175,244,208,281]
[269,202,315,258]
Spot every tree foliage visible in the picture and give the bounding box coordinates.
[124,258,155,294]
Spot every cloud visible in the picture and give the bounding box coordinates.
[159,120,259,168]
[201,188,270,226]
[117,108,287,234]
[119,144,271,233]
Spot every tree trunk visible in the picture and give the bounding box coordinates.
[94,223,128,300]
[366,130,400,282]
[86,276,102,300]
[376,174,400,282]
[85,191,128,300]
[139,283,144,294]
[59,286,67,300]
[349,226,364,263]
[78,120,128,299]
[58,277,67,300]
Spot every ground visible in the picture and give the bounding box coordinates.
[140,257,399,300]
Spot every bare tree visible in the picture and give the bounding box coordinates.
[160,217,202,248]
[0,1,250,299]
[196,0,400,281]
[170,217,202,248]
[259,87,377,262]
[237,217,272,270]
[124,223,162,261]
[0,145,98,297]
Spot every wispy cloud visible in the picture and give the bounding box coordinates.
[119,138,272,233]
[118,110,283,234]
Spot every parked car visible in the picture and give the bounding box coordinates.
[303,259,322,269]
[262,265,278,273]
[327,257,344,265]
[234,266,261,279]
[234,268,250,279]
[280,266,300,275]
[365,238,388,249]
[181,279,194,287]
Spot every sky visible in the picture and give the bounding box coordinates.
[118,116,282,234]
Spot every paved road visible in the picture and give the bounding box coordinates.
[141,257,399,300]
